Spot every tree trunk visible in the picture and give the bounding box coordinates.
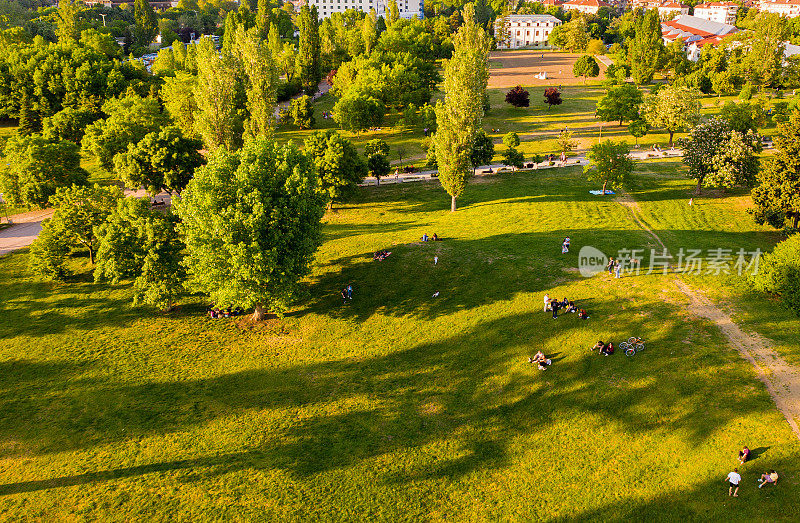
[451,195,457,212]
[88,246,94,264]
[252,303,266,321]
[793,213,799,229]
[668,130,675,147]
[602,180,607,195]
[695,177,703,195]
[376,177,380,186]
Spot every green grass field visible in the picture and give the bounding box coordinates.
[1,163,798,519]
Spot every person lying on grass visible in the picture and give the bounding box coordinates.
[758,470,778,488]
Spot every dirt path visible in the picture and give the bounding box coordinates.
[618,192,800,441]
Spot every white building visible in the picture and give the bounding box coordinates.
[562,0,611,14]
[662,14,738,60]
[658,1,690,19]
[306,0,424,19]
[693,2,739,24]
[494,14,562,49]
[759,0,800,17]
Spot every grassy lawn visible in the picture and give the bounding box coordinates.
[1,163,798,519]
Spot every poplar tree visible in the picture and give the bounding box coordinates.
[628,9,664,85]
[433,4,490,212]
[296,5,321,94]
[362,9,377,55]
[133,0,158,48]
[236,28,278,139]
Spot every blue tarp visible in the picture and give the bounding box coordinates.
[589,190,615,195]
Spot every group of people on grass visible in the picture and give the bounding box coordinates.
[373,249,391,261]
[421,233,440,242]
[543,293,582,319]
[207,307,244,318]
[590,340,615,356]
[606,257,622,279]
[340,284,354,304]
[726,446,779,497]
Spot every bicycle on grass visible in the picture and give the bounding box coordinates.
[621,336,645,357]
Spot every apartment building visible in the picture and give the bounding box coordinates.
[562,0,611,15]
[306,0,424,19]
[693,2,739,24]
[759,0,800,17]
[494,14,562,49]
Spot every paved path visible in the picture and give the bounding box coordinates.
[0,209,52,256]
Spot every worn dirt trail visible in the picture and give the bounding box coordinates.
[617,192,800,441]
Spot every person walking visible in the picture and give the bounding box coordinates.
[434,256,438,265]
[543,293,550,312]
[614,261,621,279]
[552,300,559,319]
[607,257,615,275]
[726,468,741,497]
[346,285,353,300]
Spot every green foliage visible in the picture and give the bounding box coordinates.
[750,235,800,316]
[584,140,634,191]
[434,4,490,211]
[193,37,245,152]
[29,184,122,278]
[641,85,701,146]
[0,135,88,208]
[502,132,520,149]
[304,129,367,206]
[470,129,494,170]
[750,109,800,230]
[719,100,765,133]
[42,107,100,143]
[557,130,577,154]
[627,118,649,145]
[596,83,642,125]
[290,95,315,130]
[628,9,664,85]
[95,197,185,310]
[238,28,278,140]
[364,138,390,182]
[55,0,80,43]
[83,93,170,172]
[680,117,762,192]
[502,147,524,171]
[333,91,384,133]
[113,126,205,195]
[296,5,321,94]
[548,16,588,52]
[573,55,600,84]
[133,0,158,48]
[161,72,198,140]
[738,83,754,101]
[174,139,326,317]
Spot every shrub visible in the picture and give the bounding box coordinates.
[750,235,800,316]
[505,85,530,108]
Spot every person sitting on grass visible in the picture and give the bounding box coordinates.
[591,340,605,352]
[738,446,750,464]
[600,342,614,356]
[758,470,778,488]
[421,233,429,242]
[530,351,551,370]
[578,309,589,319]
[432,233,440,241]
[561,297,569,309]
[567,301,577,313]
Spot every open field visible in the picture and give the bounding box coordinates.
[488,50,607,88]
[1,164,798,519]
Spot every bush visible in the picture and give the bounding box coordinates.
[333,91,385,133]
[505,85,530,108]
[750,235,800,316]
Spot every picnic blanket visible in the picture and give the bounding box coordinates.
[589,190,615,195]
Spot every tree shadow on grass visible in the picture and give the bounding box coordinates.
[0,300,775,491]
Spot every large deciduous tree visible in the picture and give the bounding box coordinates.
[750,109,800,230]
[641,85,701,146]
[83,93,170,171]
[113,126,205,195]
[596,83,642,126]
[95,198,186,310]
[680,117,762,193]
[133,0,158,48]
[29,184,122,278]
[0,135,88,209]
[175,139,326,320]
[470,130,494,173]
[584,140,634,194]
[304,130,367,207]
[364,138,390,186]
[433,4,490,212]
